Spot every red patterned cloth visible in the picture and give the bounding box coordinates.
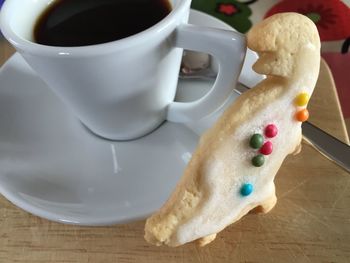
[265,0,350,41]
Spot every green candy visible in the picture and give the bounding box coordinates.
[249,134,264,149]
[252,155,265,167]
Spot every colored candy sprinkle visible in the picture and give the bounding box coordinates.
[260,141,273,155]
[265,124,278,138]
[295,109,309,122]
[240,183,253,196]
[252,154,265,167]
[250,134,264,149]
[295,93,309,107]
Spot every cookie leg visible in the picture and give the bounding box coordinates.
[251,194,277,214]
[196,234,217,247]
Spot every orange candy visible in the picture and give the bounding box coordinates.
[295,109,309,122]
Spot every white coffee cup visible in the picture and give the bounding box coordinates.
[0,0,246,140]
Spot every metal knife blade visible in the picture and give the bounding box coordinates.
[302,122,350,173]
[235,84,350,173]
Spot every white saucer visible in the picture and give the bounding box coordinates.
[0,10,246,225]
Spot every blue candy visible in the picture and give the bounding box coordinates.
[240,183,253,197]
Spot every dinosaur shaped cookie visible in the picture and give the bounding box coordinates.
[145,13,321,247]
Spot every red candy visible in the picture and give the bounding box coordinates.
[260,141,273,155]
[265,124,278,138]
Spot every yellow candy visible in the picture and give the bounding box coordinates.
[295,93,309,107]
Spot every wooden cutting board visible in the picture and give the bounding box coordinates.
[0,40,349,263]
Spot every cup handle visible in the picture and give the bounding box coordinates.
[167,24,246,123]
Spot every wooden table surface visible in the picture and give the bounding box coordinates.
[0,39,349,263]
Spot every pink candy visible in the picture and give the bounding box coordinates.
[261,124,277,155]
[260,141,273,155]
[265,124,278,138]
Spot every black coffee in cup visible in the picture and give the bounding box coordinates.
[34,0,172,47]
